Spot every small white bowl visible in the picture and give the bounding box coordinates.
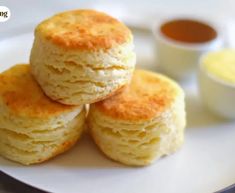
[198,54,235,119]
[152,17,224,81]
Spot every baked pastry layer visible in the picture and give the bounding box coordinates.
[0,65,85,165]
[30,9,136,105]
[88,69,186,166]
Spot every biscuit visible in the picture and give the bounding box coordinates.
[88,69,186,166]
[0,64,85,165]
[30,9,136,105]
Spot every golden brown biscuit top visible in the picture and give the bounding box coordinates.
[0,65,79,118]
[94,70,182,121]
[36,9,132,50]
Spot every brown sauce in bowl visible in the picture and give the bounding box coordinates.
[160,19,217,43]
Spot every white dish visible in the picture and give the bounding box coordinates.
[152,17,223,81]
[1,32,235,193]
[198,52,235,119]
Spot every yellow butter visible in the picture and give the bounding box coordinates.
[203,49,235,84]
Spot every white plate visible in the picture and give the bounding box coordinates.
[1,32,235,193]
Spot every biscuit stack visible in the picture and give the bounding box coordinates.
[0,9,186,166]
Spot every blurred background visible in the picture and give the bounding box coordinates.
[1,0,235,31]
[1,0,235,69]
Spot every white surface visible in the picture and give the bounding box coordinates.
[1,32,235,193]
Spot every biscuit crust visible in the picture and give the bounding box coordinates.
[94,70,180,121]
[36,9,132,50]
[0,64,79,118]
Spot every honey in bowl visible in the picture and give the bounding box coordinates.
[160,19,217,43]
